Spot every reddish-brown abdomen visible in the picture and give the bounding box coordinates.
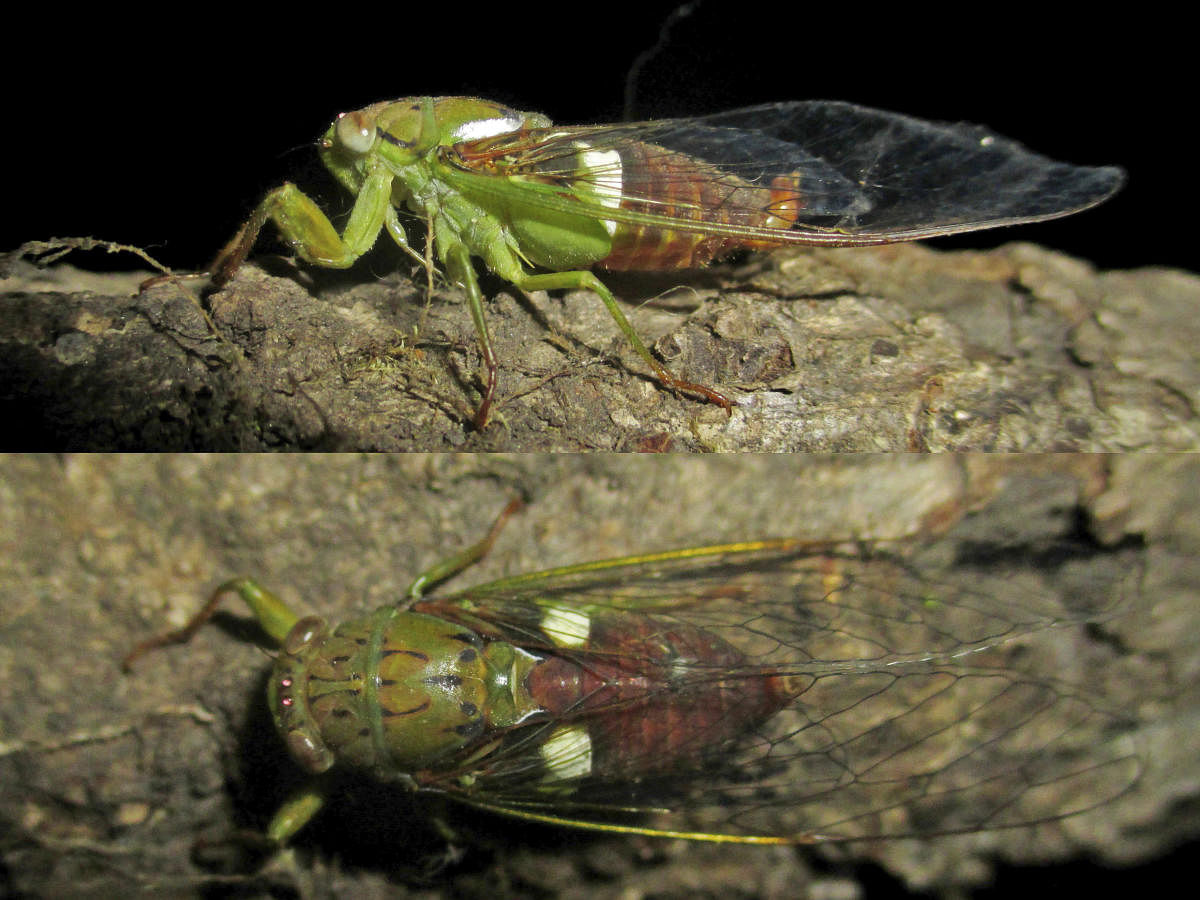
[599,143,803,271]
[526,615,793,775]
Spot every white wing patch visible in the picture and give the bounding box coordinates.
[576,142,622,237]
[540,605,590,648]
[540,724,593,781]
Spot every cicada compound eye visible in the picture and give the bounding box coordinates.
[284,615,328,656]
[285,726,335,774]
[334,111,376,155]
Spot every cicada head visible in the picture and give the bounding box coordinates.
[316,98,438,195]
[268,610,494,778]
[268,615,338,774]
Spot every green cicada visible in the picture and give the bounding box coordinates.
[207,97,1124,427]
[125,501,1139,848]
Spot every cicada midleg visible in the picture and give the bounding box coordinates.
[124,501,1140,848]
[198,97,1124,428]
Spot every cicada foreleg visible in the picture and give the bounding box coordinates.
[513,269,734,415]
[122,577,300,671]
[208,167,398,287]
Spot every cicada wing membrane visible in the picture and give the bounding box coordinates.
[410,541,1141,842]
[442,101,1124,254]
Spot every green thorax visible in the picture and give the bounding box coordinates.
[268,607,541,777]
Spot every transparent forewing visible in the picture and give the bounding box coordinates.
[416,541,1141,841]
[446,101,1124,246]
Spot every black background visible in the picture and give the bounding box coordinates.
[5,1,1184,272]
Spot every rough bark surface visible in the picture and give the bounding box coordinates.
[3,243,1196,450]
[1,455,1195,899]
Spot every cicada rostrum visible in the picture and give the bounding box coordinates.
[124,501,1139,847]
[207,97,1124,427]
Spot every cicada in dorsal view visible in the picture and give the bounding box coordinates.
[124,501,1140,850]
[202,97,1124,428]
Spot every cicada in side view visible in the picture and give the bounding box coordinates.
[206,97,1125,427]
[124,502,1140,846]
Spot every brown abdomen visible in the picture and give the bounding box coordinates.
[600,142,802,271]
[526,615,794,775]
